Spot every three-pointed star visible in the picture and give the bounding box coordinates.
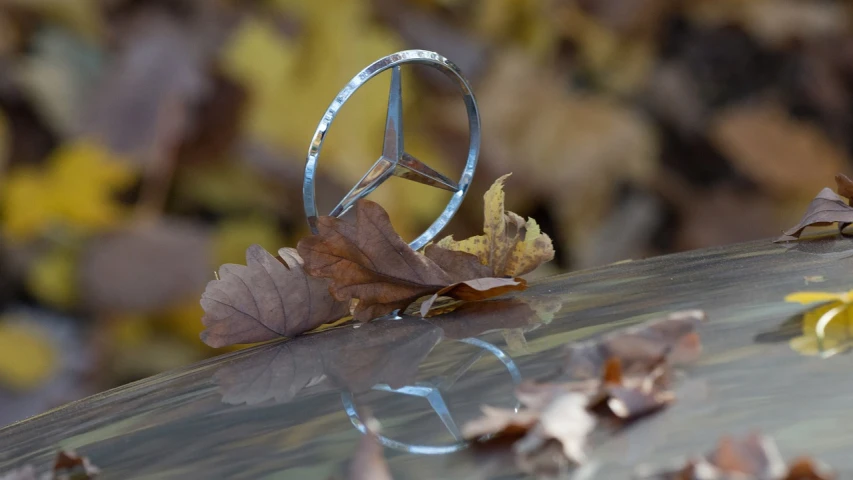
[329,66,460,218]
[370,346,489,441]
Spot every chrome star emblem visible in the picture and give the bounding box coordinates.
[342,337,521,455]
[303,50,481,250]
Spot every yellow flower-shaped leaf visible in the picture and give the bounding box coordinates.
[786,288,853,356]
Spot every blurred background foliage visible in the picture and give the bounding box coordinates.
[0,0,852,426]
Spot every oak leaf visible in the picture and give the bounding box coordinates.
[297,200,527,322]
[436,174,555,277]
[200,245,348,347]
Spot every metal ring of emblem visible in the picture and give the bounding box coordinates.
[341,338,522,455]
[303,50,481,251]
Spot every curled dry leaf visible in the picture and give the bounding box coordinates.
[563,310,706,379]
[463,312,703,477]
[52,450,100,479]
[835,174,853,203]
[639,433,834,480]
[464,357,677,476]
[297,200,527,322]
[200,245,349,347]
[436,174,555,277]
[775,188,853,242]
[418,277,526,316]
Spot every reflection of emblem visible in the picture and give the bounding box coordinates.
[303,50,481,250]
[342,337,522,455]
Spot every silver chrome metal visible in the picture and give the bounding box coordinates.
[303,50,481,250]
[341,337,522,454]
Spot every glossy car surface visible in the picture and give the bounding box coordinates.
[1,233,852,479]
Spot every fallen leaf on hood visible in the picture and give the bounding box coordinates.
[637,432,834,480]
[835,173,853,202]
[513,392,597,466]
[200,245,349,347]
[297,200,527,322]
[464,347,682,476]
[562,310,706,380]
[346,414,393,480]
[0,449,100,480]
[418,277,527,316]
[435,174,555,277]
[52,449,100,479]
[775,188,853,242]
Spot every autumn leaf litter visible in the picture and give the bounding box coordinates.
[199,174,550,343]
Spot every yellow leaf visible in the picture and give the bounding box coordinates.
[437,174,555,277]
[786,288,853,356]
[26,246,78,309]
[784,291,853,305]
[0,320,58,391]
[789,301,853,357]
[1,140,136,241]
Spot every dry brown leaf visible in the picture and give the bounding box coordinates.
[462,405,542,441]
[775,188,853,242]
[52,450,99,479]
[297,200,527,322]
[421,244,493,280]
[200,245,348,348]
[710,102,846,199]
[418,277,526,316]
[563,310,706,380]
[465,352,677,477]
[641,433,835,480]
[513,392,596,466]
[436,174,554,277]
[835,173,853,202]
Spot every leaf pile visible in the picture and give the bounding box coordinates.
[638,432,834,480]
[297,200,526,322]
[200,174,549,346]
[461,310,706,477]
[0,450,99,480]
[776,174,853,241]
